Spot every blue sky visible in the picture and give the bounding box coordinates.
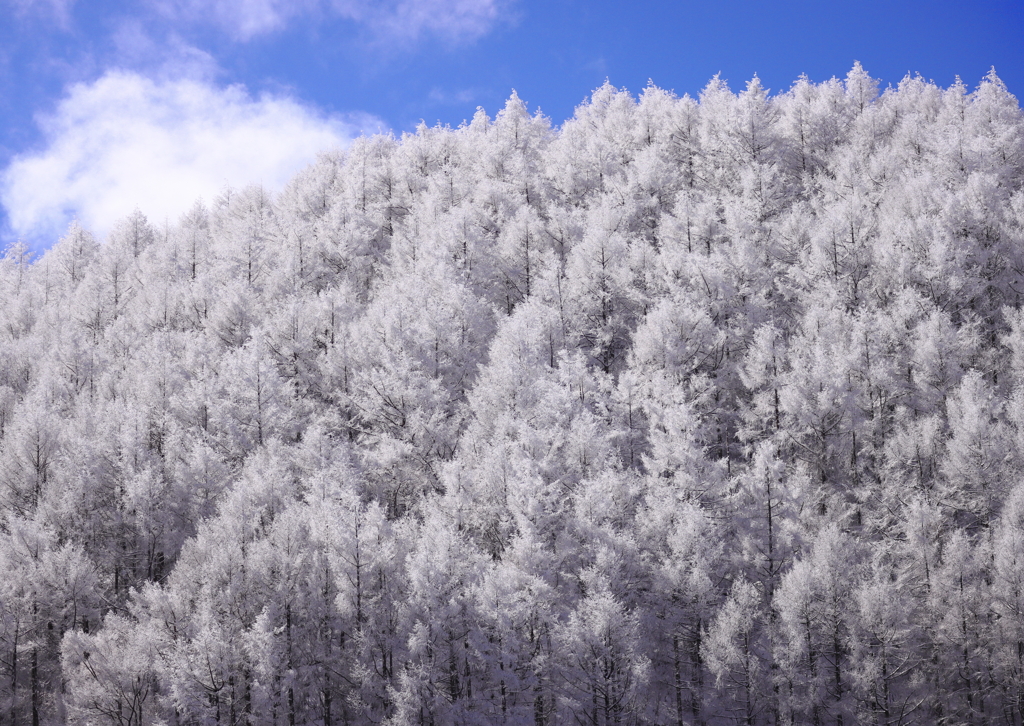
[1,0,1021,252]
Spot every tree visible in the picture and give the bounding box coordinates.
[563,199,637,374]
[704,578,769,726]
[0,393,62,519]
[774,524,862,726]
[640,498,722,726]
[213,184,281,289]
[849,555,924,726]
[62,614,156,726]
[778,74,849,178]
[547,82,637,207]
[931,528,990,724]
[0,517,101,726]
[175,199,212,281]
[555,580,650,726]
[389,511,486,725]
[469,548,558,725]
[991,485,1024,726]
[941,369,1012,531]
[343,254,493,517]
[48,221,99,289]
[308,466,402,723]
[212,332,301,459]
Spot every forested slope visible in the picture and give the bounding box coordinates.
[2,64,1024,726]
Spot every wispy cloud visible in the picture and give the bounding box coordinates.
[427,86,479,106]
[0,71,382,246]
[151,0,510,44]
[336,0,508,44]
[4,0,77,27]
[110,20,220,81]
[149,0,314,42]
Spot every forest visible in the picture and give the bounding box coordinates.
[1,63,1024,726]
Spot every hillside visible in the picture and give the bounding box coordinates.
[2,65,1024,725]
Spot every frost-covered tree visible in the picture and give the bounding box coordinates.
[0,68,1021,726]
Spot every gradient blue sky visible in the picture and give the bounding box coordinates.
[1,0,1021,251]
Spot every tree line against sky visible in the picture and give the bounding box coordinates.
[1,65,1024,725]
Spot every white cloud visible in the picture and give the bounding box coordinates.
[0,71,382,245]
[152,0,508,44]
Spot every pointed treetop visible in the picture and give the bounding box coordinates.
[497,89,529,121]
[589,79,623,108]
[743,74,768,97]
[701,72,730,99]
[981,66,1007,91]
[468,106,490,132]
[845,61,879,110]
